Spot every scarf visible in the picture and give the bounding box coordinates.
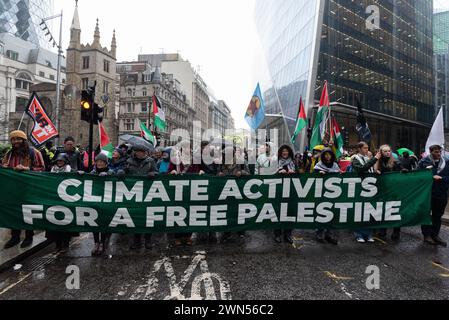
[429,154,446,174]
[278,157,295,172]
[314,161,340,173]
[355,154,375,173]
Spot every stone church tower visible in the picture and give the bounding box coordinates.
[61,1,117,147]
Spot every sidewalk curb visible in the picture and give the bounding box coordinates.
[0,240,52,274]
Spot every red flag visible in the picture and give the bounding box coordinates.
[25,92,59,147]
[320,81,330,107]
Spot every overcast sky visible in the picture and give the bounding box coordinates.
[52,0,259,129]
[51,1,449,130]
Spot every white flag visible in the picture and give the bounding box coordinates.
[425,108,445,156]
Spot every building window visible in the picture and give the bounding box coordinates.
[15,72,32,91]
[103,81,109,94]
[39,71,45,77]
[141,103,148,113]
[143,88,147,96]
[125,120,134,131]
[104,60,110,73]
[127,89,132,96]
[49,74,55,81]
[127,103,134,113]
[15,97,28,112]
[82,56,90,69]
[6,50,19,61]
[82,78,89,90]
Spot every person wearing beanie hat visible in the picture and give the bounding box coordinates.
[110,148,127,174]
[123,144,157,250]
[2,130,45,250]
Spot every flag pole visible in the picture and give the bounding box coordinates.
[17,111,26,131]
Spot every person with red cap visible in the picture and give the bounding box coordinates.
[1,130,45,249]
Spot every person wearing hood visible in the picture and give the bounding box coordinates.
[305,145,325,173]
[157,148,172,174]
[418,145,449,247]
[47,152,73,252]
[400,151,418,172]
[90,153,113,256]
[314,149,340,245]
[50,153,71,173]
[256,143,278,175]
[110,148,127,174]
[274,145,296,244]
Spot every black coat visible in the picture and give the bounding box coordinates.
[419,157,449,199]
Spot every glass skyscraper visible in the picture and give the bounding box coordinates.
[0,0,53,48]
[434,10,449,128]
[255,0,435,152]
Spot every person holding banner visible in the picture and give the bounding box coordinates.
[256,143,277,175]
[54,137,83,172]
[219,147,250,243]
[274,145,296,244]
[47,153,73,252]
[314,149,340,245]
[110,148,127,174]
[1,130,45,249]
[419,145,449,247]
[374,145,403,242]
[90,154,113,256]
[120,144,157,250]
[351,142,381,244]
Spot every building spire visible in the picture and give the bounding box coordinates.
[69,0,81,49]
[111,29,117,58]
[71,0,80,30]
[93,18,100,47]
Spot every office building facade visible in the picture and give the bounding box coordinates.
[255,0,434,152]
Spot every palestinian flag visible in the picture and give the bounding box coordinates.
[332,117,344,158]
[291,97,308,145]
[140,120,157,146]
[152,94,166,132]
[99,122,114,159]
[310,81,330,148]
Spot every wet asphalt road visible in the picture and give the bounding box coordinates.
[0,226,449,300]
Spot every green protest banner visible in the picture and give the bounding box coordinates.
[0,169,432,233]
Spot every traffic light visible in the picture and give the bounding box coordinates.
[93,103,104,124]
[80,90,93,123]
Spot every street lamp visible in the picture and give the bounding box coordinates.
[40,11,63,145]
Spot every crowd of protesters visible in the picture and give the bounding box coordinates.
[1,129,448,257]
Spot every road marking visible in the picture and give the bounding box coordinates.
[373,237,387,245]
[432,262,449,273]
[432,261,449,278]
[131,251,231,300]
[0,273,32,295]
[324,272,356,300]
[325,272,354,281]
[0,233,90,296]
